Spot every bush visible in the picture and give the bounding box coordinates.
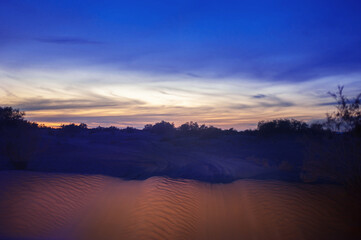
[143,121,176,135]
[0,107,39,170]
[60,123,88,136]
[3,127,39,169]
[178,121,201,132]
[121,127,138,133]
[302,136,361,192]
[325,85,361,135]
[198,126,223,139]
[0,107,25,128]
[302,86,361,199]
[257,119,308,135]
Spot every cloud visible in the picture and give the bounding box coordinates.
[36,37,103,45]
[227,104,252,110]
[248,94,294,108]
[227,100,294,110]
[1,66,354,130]
[186,72,202,78]
[317,98,356,106]
[272,41,361,82]
[257,101,294,108]
[252,94,267,99]
[317,102,337,106]
[12,97,145,111]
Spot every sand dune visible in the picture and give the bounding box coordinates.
[0,171,359,240]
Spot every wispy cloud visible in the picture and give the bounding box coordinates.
[257,101,294,108]
[227,97,294,110]
[252,94,267,99]
[227,104,253,110]
[14,97,144,111]
[1,67,356,129]
[36,37,103,45]
[247,94,294,108]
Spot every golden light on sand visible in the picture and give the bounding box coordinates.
[0,172,359,240]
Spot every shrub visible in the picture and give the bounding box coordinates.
[257,119,308,135]
[325,85,361,135]
[3,127,39,170]
[302,136,361,192]
[143,121,175,135]
[303,86,361,199]
[0,106,25,128]
[0,107,39,170]
[198,125,223,139]
[178,121,200,132]
[60,123,88,136]
[121,127,138,133]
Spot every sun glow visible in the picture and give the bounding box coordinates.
[1,67,356,129]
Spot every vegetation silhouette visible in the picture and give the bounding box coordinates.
[326,85,361,136]
[144,120,176,135]
[0,107,39,170]
[60,123,88,137]
[302,86,361,198]
[0,107,25,127]
[257,119,308,136]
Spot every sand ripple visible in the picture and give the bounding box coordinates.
[0,171,359,240]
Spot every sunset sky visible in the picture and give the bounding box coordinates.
[1,0,361,129]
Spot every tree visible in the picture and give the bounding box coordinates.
[143,121,175,135]
[0,107,38,170]
[326,86,361,134]
[0,107,25,128]
[257,119,308,135]
[178,121,200,132]
[302,87,361,194]
[60,123,88,136]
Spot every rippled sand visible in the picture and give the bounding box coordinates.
[0,171,360,240]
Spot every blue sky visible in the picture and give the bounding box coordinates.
[1,0,361,129]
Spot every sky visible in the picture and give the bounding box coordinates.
[1,0,361,129]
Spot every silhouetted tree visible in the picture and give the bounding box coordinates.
[257,119,308,135]
[79,123,88,129]
[178,121,200,132]
[60,123,87,130]
[60,123,88,136]
[0,106,25,129]
[199,125,223,139]
[143,124,153,131]
[301,87,361,197]
[122,127,138,133]
[224,128,238,135]
[143,121,175,135]
[0,107,39,170]
[325,85,361,135]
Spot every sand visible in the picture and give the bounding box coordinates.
[0,171,360,240]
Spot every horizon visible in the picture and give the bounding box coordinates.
[1,1,361,130]
[12,113,323,131]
